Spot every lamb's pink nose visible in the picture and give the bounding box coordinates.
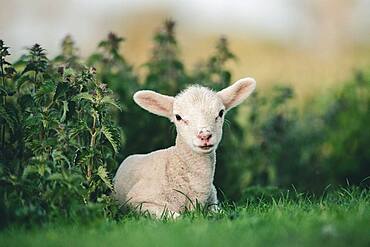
[197,131,212,141]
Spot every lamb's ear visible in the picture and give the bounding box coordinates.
[133,90,174,118]
[217,77,256,110]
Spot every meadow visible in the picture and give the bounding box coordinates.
[1,188,369,247]
[0,20,369,245]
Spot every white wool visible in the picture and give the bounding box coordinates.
[114,77,256,217]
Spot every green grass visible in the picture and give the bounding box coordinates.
[1,188,369,247]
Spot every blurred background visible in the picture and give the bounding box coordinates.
[1,0,370,101]
[0,0,369,205]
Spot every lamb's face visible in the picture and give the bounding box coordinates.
[133,77,256,155]
[172,86,225,154]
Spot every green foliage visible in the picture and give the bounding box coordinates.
[241,72,370,192]
[145,19,188,94]
[320,72,370,184]
[126,19,189,155]
[87,32,138,160]
[0,20,369,227]
[192,36,235,89]
[0,39,122,227]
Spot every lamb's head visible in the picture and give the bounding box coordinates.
[133,77,256,154]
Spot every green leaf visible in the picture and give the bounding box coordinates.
[54,81,69,100]
[69,120,89,138]
[17,94,34,111]
[0,104,16,133]
[101,95,121,110]
[0,85,16,96]
[73,92,94,102]
[35,80,56,100]
[0,85,7,96]
[22,165,39,179]
[21,63,37,74]
[47,173,64,181]
[16,75,32,91]
[101,125,120,153]
[97,165,113,190]
[64,68,76,77]
[51,150,70,165]
[60,101,68,122]
[76,149,93,167]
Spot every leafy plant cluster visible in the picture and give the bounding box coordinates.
[240,71,370,197]
[0,39,121,226]
[0,20,369,226]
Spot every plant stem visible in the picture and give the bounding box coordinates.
[88,114,97,181]
[77,109,81,145]
[33,71,38,93]
[0,60,6,148]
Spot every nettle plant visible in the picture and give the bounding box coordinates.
[0,40,121,224]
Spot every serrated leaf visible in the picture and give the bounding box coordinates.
[97,165,113,190]
[73,92,94,102]
[34,80,56,102]
[69,120,89,138]
[76,149,93,167]
[101,125,120,153]
[16,75,32,91]
[0,104,16,133]
[101,95,121,110]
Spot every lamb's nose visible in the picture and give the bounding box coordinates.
[197,131,212,141]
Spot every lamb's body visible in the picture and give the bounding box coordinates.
[114,137,217,216]
[113,77,256,217]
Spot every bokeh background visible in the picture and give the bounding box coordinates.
[0,0,369,209]
[2,0,370,101]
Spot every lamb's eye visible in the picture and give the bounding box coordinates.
[175,114,182,121]
[218,110,224,118]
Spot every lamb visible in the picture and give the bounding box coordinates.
[114,77,256,218]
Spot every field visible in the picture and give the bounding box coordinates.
[1,188,369,247]
[1,20,369,247]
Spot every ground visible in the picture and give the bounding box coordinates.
[1,188,369,247]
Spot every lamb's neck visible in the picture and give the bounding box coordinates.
[173,136,216,171]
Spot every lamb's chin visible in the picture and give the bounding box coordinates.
[192,145,215,154]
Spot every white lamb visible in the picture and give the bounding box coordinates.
[114,77,256,217]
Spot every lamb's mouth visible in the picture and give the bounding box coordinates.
[198,144,214,150]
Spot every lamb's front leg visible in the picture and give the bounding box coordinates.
[207,185,220,212]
